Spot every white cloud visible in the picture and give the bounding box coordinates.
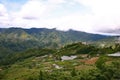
[48,0,66,4]
[23,1,46,18]
[0,4,7,16]
[8,0,67,28]
[7,0,46,28]
[0,4,10,27]
[1,0,120,35]
[44,13,94,32]
[16,0,46,19]
[74,0,120,33]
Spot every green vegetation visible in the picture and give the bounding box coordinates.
[0,28,120,80]
[0,48,56,66]
[0,42,120,80]
[0,28,109,58]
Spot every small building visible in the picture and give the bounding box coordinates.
[108,52,120,57]
[61,55,77,61]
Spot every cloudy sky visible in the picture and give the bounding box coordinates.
[0,0,120,35]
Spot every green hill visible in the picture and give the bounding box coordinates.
[0,28,109,55]
[0,42,120,80]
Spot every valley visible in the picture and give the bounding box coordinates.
[1,0,120,79]
[0,28,120,80]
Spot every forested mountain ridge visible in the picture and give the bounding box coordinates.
[0,28,109,41]
[0,27,111,58]
[0,27,110,44]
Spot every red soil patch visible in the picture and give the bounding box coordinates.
[80,57,99,65]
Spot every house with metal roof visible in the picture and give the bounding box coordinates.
[108,52,120,57]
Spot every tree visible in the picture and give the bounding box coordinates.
[95,56,107,71]
[39,70,44,80]
[71,68,77,77]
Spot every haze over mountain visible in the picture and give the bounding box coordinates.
[1,1,120,80]
[0,27,111,58]
[0,0,120,35]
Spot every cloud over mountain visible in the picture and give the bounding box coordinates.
[0,0,120,35]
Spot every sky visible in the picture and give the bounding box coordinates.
[0,0,120,35]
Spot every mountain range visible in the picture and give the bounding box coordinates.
[0,27,113,58]
[0,28,120,80]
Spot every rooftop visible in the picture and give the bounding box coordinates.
[108,52,120,57]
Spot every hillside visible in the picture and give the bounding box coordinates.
[0,28,109,42]
[0,42,120,80]
[1,28,120,80]
[0,28,110,55]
